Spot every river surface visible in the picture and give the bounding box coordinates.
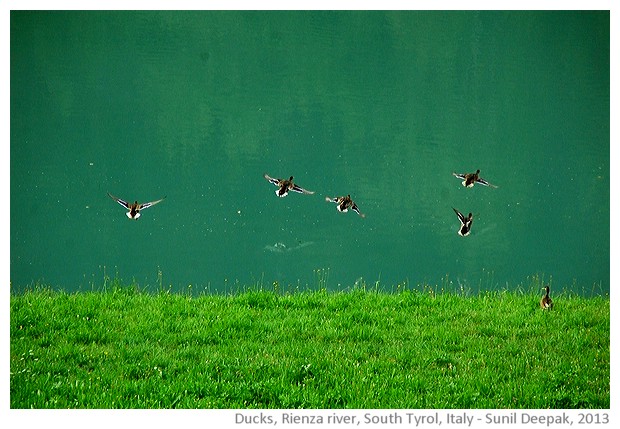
[10,11,610,295]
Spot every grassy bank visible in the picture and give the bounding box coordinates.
[10,285,609,408]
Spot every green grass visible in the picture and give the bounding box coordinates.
[10,283,609,409]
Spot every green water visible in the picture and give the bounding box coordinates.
[10,11,610,294]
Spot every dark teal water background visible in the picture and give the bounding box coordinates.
[10,11,610,294]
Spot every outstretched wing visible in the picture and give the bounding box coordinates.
[452,172,467,180]
[263,173,280,186]
[351,203,366,218]
[291,184,314,195]
[140,197,166,210]
[107,192,129,209]
[452,207,466,224]
[475,177,498,188]
[325,197,342,204]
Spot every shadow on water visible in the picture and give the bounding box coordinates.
[264,241,315,253]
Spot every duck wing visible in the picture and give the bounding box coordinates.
[452,207,466,224]
[475,177,498,188]
[291,183,314,194]
[263,173,281,186]
[351,202,366,218]
[107,192,130,209]
[140,197,166,210]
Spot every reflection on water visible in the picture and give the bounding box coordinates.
[10,11,609,295]
[264,241,315,253]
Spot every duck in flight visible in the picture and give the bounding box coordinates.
[263,174,315,197]
[540,285,553,310]
[452,169,497,188]
[452,208,473,236]
[107,193,166,219]
[325,195,365,218]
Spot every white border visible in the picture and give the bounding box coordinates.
[3,1,616,428]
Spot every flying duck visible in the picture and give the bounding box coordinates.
[452,208,473,236]
[325,195,365,218]
[263,174,315,197]
[540,285,553,310]
[452,169,497,188]
[107,193,166,219]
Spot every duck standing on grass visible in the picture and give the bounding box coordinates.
[452,169,498,188]
[540,285,554,310]
[107,193,166,219]
[452,208,473,236]
[325,195,365,218]
[263,174,315,197]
